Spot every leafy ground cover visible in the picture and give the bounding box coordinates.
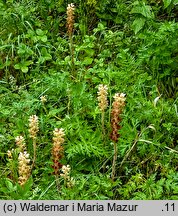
[0,0,178,200]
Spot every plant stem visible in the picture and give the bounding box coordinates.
[31,138,36,170]
[111,141,117,181]
[55,176,60,192]
[101,111,105,141]
[69,35,75,76]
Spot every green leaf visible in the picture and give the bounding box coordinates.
[24,60,33,66]
[83,57,93,65]
[37,47,52,63]
[14,64,20,70]
[21,66,29,73]
[173,0,178,5]
[85,48,95,57]
[40,35,47,42]
[14,61,33,73]
[0,60,11,69]
[36,29,44,36]
[5,179,14,191]
[132,18,145,34]
[163,0,172,8]
[131,3,154,19]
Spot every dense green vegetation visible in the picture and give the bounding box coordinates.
[0,0,178,200]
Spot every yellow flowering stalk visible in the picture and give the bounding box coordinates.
[15,136,26,152]
[60,165,75,188]
[40,95,47,104]
[18,151,31,186]
[7,149,14,160]
[97,84,108,139]
[29,115,39,139]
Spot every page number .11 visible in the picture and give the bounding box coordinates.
[163,203,175,212]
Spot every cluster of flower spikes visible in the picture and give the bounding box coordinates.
[52,128,65,176]
[110,93,126,142]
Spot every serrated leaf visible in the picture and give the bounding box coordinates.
[132,18,145,34]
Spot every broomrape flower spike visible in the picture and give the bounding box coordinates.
[15,136,26,152]
[110,93,126,143]
[97,84,108,140]
[40,95,47,103]
[60,165,70,180]
[97,84,108,112]
[110,93,126,182]
[7,149,14,159]
[52,128,65,176]
[66,3,75,75]
[67,3,75,37]
[29,115,39,139]
[60,165,75,188]
[18,151,31,186]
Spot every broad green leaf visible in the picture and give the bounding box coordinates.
[83,57,93,65]
[14,61,32,73]
[21,66,29,73]
[14,64,20,70]
[17,44,33,56]
[85,48,95,56]
[131,3,154,19]
[36,29,44,36]
[41,47,51,57]
[132,18,145,34]
[40,35,47,42]
[24,60,33,66]
[163,0,172,8]
[5,179,14,191]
